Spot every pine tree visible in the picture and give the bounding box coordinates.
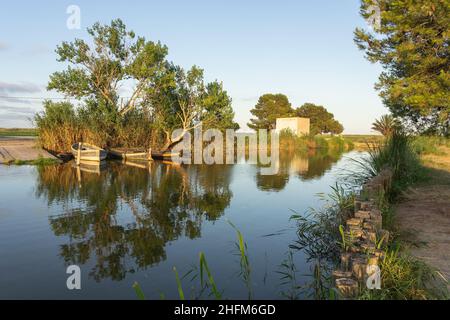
[354,0,450,135]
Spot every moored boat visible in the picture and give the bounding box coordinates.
[71,142,107,162]
[150,151,180,161]
[108,148,151,161]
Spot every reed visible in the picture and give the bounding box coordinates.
[35,101,154,153]
[278,130,353,152]
[349,130,424,199]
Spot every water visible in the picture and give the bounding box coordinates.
[0,150,365,299]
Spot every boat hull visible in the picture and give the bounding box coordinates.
[71,143,107,162]
[151,152,180,161]
[109,148,150,161]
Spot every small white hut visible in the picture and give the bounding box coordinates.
[275,117,310,136]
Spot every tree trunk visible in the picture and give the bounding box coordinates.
[161,129,188,152]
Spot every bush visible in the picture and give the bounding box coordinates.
[278,129,352,152]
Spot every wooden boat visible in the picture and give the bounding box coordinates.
[109,148,151,161]
[71,142,107,162]
[151,151,180,161]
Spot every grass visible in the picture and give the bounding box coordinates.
[0,128,37,137]
[412,136,450,156]
[359,247,448,300]
[6,156,60,166]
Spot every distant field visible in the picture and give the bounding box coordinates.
[343,134,383,143]
[343,135,383,150]
[0,128,38,137]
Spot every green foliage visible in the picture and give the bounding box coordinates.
[199,252,222,300]
[228,221,252,299]
[359,248,448,300]
[295,103,344,135]
[48,19,168,115]
[355,0,450,136]
[173,267,186,300]
[247,94,293,130]
[278,129,353,152]
[288,184,355,299]
[371,114,400,136]
[277,251,301,300]
[351,130,424,199]
[248,97,344,135]
[7,156,59,166]
[290,184,355,263]
[147,65,239,150]
[38,19,238,152]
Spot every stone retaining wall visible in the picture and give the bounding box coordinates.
[334,169,393,298]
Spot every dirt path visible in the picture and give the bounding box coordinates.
[396,148,450,289]
[0,136,57,163]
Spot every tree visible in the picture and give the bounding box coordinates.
[46,19,169,146]
[294,103,344,135]
[44,19,238,150]
[354,0,450,136]
[48,19,168,117]
[371,114,400,136]
[247,94,293,130]
[146,65,239,151]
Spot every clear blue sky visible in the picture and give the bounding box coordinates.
[0,0,385,133]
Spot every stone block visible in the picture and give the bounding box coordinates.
[360,241,376,253]
[351,256,367,281]
[332,270,353,279]
[355,210,371,219]
[370,209,382,219]
[335,278,359,298]
[362,230,377,243]
[346,218,363,227]
[363,221,376,231]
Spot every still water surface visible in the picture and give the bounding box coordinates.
[0,150,364,299]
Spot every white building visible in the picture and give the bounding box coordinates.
[275,117,310,136]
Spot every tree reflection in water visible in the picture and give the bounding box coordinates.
[35,148,344,282]
[255,148,345,192]
[36,162,233,282]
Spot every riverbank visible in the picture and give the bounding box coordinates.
[396,143,450,290]
[0,136,58,164]
[293,133,449,299]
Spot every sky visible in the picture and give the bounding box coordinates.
[0,0,385,133]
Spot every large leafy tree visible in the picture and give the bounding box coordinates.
[295,103,344,135]
[247,94,294,130]
[45,19,238,150]
[48,19,168,118]
[145,65,239,150]
[354,0,450,136]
